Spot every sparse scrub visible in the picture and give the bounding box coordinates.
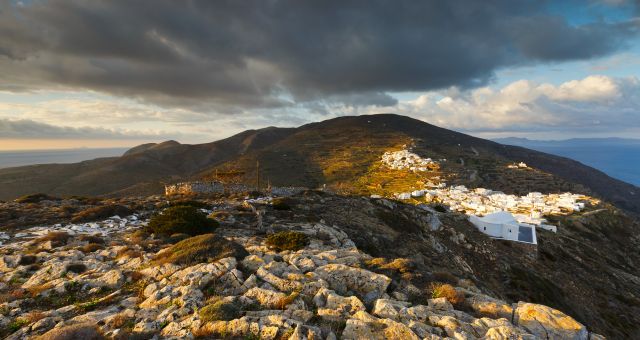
[35,231,72,247]
[34,322,105,340]
[265,231,309,252]
[429,282,464,305]
[65,263,87,274]
[78,234,105,244]
[199,297,241,322]
[71,204,132,223]
[167,200,210,209]
[18,255,37,266]
[276,289,301,310]
[80,243,104,253]
[146,205,218,236]
[271,197,294,210]
[14,193,59,203]
[152,233,248,266]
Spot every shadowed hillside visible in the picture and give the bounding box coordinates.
[1,114,638,215]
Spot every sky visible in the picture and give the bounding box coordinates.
[0,0,639,150]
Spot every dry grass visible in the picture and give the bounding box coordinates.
[365,257,414,275]
[276,289,301,310]
[116,247,143,260]
[26,283,53,297]
[34,322,105,340]
[199,297,241,322]
[80,243,104,253]
[24,311,45,323]
[152,233,248,266]
[71,204,132,223]
[429,282,465,305]
[35,231,72,246]
[265,231,309,252]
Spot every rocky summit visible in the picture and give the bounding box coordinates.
[2,190,634,340]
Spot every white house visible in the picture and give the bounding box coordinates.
[469,211,537,244]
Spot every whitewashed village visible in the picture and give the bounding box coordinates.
[379,149,597,245]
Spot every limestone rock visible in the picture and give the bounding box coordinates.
[314,264,391,303]
[514,302,588,340]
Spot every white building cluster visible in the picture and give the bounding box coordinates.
[392,185,593,244]
[381,149,438,172]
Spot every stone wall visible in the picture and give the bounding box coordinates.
[164,181,307,196]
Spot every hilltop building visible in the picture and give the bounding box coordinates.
[469,211,537,244]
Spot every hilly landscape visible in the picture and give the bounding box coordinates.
[1,114,638,215]
[1,114,639,339]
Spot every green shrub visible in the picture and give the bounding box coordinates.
[146,206,218,236]
[265,231,309,252]
[153,233,248,266]
[199,298,241,322]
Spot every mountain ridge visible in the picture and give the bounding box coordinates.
[0,114,638,215]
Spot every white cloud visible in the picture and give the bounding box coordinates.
[332,75,640,137]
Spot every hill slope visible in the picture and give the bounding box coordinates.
[0,114,638,215]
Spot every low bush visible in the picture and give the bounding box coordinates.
[80,243,104,253]
[14,193,59,203]
[429,282,464,305]
[167,200,210,209]
[34,322,105,340]
[35,232,72,248]
[199,297,241,322]
[18,255,37,266]
[65,263,87,274]
[265,231,309,252]
[271,197,295,210]
[146,206,218,236]
[153,233,248,266]
[78,235,105,244]
[71,205,133,223]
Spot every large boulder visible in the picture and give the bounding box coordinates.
[514,302,588,340]
[466,293,514,320]
[313,264,391,303]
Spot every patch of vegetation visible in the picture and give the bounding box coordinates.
[78,234,105,244]
[199,297,242,322]
[33,322,105,340]
[80,243,104,253]
[429,282,465,305]
[265,231,309,252]
[276,289,301,310]
[153,233,248,266]
[271,197,294,210]
[35,231,72,247]
[18,255,37,266]
[65,263,87,274]
[167,200,210,209]
[14,193,59,203]
[146,206,218,236]
[71,204,132,223]
[167,233,191,244]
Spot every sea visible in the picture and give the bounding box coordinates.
[526,144,640,187]
[0,148,129,169]
[495,138,640,187]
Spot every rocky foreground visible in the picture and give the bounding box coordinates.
[0,194,612,339]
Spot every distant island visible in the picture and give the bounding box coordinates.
[495,137,640,187]
[0,148,130,169]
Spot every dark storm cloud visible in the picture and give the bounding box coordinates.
[0,0,638,110]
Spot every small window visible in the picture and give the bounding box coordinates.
[483,227,486,231]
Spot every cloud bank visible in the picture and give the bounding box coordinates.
[0,0,638,111]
